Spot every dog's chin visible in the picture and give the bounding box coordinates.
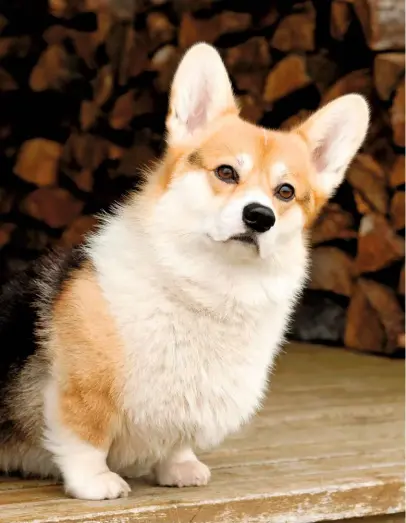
[228,232,258,249]
[206,232,262,258]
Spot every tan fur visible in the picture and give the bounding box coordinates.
[155,114,326,228]
[50,262,123,449]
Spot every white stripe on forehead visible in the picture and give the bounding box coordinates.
[236,153,253,172]
[271,161,288,181]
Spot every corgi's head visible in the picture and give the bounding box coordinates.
[145,43,369,263]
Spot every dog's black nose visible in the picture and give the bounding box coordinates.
[242,203,275,233]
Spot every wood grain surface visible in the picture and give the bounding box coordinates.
[0,344,404,523]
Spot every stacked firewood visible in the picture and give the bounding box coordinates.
[0,0,404,355]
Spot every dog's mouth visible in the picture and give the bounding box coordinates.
[228,232,258,248]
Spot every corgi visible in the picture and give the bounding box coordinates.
[0,43,369,500]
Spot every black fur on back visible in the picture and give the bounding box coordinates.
[0,246,87,437]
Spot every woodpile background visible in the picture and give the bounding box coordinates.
[0,0,404,356]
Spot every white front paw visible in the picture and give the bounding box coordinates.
[156,460,211,488]
[65,471,131,500]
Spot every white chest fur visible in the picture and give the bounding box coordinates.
[89,212,307,469]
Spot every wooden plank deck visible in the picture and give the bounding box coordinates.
[1,344,404,523]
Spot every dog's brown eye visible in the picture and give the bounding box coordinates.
[276,183,295,201]
[215,165,238,184]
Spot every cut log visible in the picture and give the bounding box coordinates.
[146,11,175,46]
[64,133,107,171]
[80,101,99,131]
[311,203,356,244]
[263,55,311,104]
[389,156,405,188]
[93,64,114,107]
[346,154,389,215]
[223,36,271,71]
[345,280,385,353]
[93,11,114,47]
[117,29,149,85]
[353,0,405,50]
[331,1,352,40]
[108,142,125,161]
[68,31,97,68]
[280,110,312,130]
[150,45,180,93]
[362,111,397,170]
[14,139,63,187]
[374,53,405,101]
[29,44,70,91]
[391,79,405,148]
[271,1,316,52]
[224,38,271,96]
[309,247,354,296]
[259,5,278,28]
[390,191,405,231]
[360,278,405,353]
[345,278,405,354]
[356,213,405,273]
[61,215,98,248]
[43,25,68,46]
[109,90,135,129]
[322,69,373,104]
[179,11,251,49]
[237,95,264,124]
[48,0,72,17]
[306,51,340,94]
[237,72,268,97]
[71,169,94,192]
[354,191,374,214]
[21,188,84,228]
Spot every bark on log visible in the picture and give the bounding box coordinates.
[391,79,405,147]
[345,278,405,354]
[309,247,354,297]
[356,214,405,273]
[353,0,405,50]
[271,2,316,52]
[14,139,63,187]
[374,53,405,101]
[390,156,405,188]
[390,191,405,231]
[311,203,356,244]
[21,188,84,229]
[346,154,389,215]
[263,55,311,103]
[331,1,352,41]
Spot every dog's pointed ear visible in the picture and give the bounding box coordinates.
[166,43,238,145]
[296,94,370,197]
